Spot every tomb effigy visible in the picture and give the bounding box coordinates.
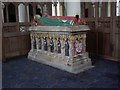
[28,15,93,74]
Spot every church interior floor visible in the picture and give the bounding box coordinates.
[2,56,120,88]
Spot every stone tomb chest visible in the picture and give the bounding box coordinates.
[28,25,93,74]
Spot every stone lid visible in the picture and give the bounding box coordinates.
[28,25,90,32]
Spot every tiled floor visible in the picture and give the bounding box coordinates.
[2,56,120,88]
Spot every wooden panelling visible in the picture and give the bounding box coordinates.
[86,30,97,54]
[3,26,17,33]
[1,2,119,62]
[103,33,112,56]
[114,33,119,59]
[2,24,30,59]
[3,34,30,59]
[114,16,120,61]
[97,32,104,55]
[1,2,52,60]
[86,16,119,62]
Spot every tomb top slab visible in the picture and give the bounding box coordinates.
[28,25,90,32]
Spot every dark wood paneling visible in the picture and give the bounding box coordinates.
[86,16,119,62]
[86,30,97,54]
[97,32,104,55]
[103,33,111,56]
[2,2,52,60]
[3,25,30,59]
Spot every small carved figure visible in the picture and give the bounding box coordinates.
[57,37,61,53]
[38,38,42,49]
[44,37,48,51]
[33,38,36,49]
[65,38,69,56]
[75,38,83,55]
[49,37,54,52]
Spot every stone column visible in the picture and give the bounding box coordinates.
[69,41,73,60]
[61,36,65,60]
[30,34,34,51]
[36,36,39,51]
[41,37,44,51]
[64,0,81,17]
[82,33,86,53]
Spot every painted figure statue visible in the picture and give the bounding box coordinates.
[33,38,36,49]
[34,15,73,26]
[33,14,87,26]
[75,38,83,55]
[57,37,61,53]
[65,38,69,56]
[49,37,54,52]
[43,37,48,51]
[38,37,42,49]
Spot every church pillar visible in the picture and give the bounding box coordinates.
[65,0,81,17]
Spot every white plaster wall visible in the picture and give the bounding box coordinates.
[119,1,120,16]
[64,0,81,17]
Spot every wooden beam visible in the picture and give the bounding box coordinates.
[95,2,99,28]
